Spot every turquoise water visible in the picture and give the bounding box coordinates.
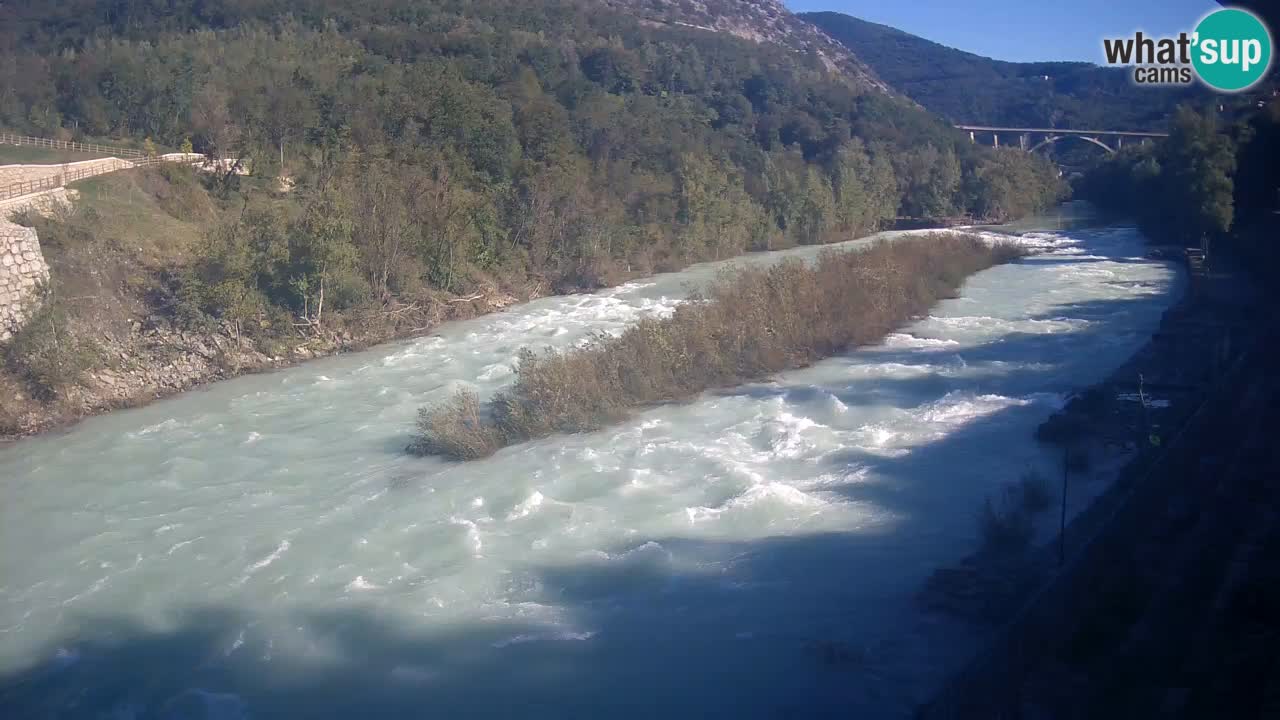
[0,221,1178,718]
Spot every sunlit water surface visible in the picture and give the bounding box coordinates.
[1,215,1179,718]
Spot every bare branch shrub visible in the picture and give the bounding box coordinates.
[412,233,1025,459]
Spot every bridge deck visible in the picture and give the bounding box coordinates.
[954,125,1169,137]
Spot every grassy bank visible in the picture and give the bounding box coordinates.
[0,165,512,439]
[411,232,1025,460]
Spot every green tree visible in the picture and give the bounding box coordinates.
[898,144,962,219]
[0,0,1071,342]
[264,79,315,172]
[796,166,835,245]
[186,205,290,334]
[966,148,1067,222]
[290,190,360,326]
[676,154,771,257]
[829,140,899,234]
[1232,98,1280,219]
[1158,106,1236,242]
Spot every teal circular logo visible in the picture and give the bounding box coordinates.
[1192,8,1272,92]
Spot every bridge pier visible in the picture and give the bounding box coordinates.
[952,125,1168,155]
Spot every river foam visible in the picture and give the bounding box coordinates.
[0,221,1179,718]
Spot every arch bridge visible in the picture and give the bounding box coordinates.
[954,125,1169,154]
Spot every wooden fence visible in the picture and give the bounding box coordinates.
[0,131,145,159]
[0,155,195,203]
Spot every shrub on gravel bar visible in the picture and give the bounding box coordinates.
[410,232,1025,460]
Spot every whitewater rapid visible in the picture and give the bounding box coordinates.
[0,217,1179,718]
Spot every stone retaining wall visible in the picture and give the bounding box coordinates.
[0,186,74,218]
[0,218,50,342]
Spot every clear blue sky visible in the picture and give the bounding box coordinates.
[787,0,1222,63]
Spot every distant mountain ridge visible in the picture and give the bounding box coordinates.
[801,11,1199,130]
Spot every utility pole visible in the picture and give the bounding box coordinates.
[1059,446,1069,567]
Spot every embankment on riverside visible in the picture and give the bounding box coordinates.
[411,232,1024,460]
[0,162,1054,444]
[918,246,1274,719]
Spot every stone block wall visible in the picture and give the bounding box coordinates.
[0,187,75,218]
[0,219,50,342]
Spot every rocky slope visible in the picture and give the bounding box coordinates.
[604,0,891,91]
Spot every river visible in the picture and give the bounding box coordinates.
[0,210,1179,718]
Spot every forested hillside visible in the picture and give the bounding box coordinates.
[0,0,1066,433]
[0,0,1066,306]
[803,11,1198,130]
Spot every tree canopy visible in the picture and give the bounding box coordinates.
[1078,98,1280,251]
[0,0,1066,327]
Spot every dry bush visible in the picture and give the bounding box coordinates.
[1017,470,1054,514]
[0,371,35,436]
[412,232,1025,459]
[978,491,1036,557]
[976,469,1055,557]
[4,300,104,401]
[406,390,503,460]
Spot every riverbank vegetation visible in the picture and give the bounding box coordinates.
[411,232,1023,459]
[0,1,1067,248]
[1078,98,1280,251]
[0,0,1069,304]
[0,0,1068,437]
[978,471,1054,557]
